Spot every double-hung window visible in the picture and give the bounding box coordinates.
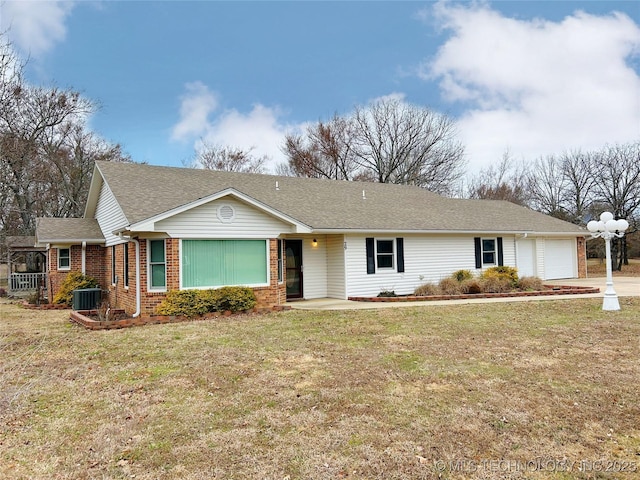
[376,239,395,269]
[149,240,166,290]
[58,248,70,270]
[482,239,496,265]
[366,238,405,274]
[474,237,504,268]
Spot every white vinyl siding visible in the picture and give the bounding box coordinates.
[302,235,328,299]
[345,234,517,297]
[95,181,128,247]
[326,235,346,299]
[155,197,293,239]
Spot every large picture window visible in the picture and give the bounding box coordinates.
[149,240,166,290]
[182,240,268,288]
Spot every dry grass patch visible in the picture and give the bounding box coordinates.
[1,298,640,479]
[587,257,640,277]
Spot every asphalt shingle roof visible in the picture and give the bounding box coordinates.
[95,161,586,234]
[36,217,105,243]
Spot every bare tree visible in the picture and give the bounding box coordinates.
[467,151,530,206]
[190,141,266,174]
[281,114,360,180]
[351,98,465,194]
[560,150,597,224]
[591,142,640,268]
[0,34,129,234]
[280,98,465,194]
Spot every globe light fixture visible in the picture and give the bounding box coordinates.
[586,212,629,310]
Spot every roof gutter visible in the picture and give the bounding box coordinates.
[310,229,589,236]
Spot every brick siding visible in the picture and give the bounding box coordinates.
[577,236,587,278]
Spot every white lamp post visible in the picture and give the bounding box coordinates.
[587,212,629,311]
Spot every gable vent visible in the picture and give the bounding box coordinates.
[217,204,236,223]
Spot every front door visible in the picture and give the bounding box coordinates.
[285,240,303,299]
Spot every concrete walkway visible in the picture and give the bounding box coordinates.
[288,277,639,311]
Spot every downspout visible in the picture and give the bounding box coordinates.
[131,238,141,318]
[119,233,141,318]
[81,241,86,275]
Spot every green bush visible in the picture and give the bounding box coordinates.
[52,271,99,306]
[451,269,474,282]
[481,266,519,286]
[209,286,257,312]
[156,290,210,317]
[156,286,257,317]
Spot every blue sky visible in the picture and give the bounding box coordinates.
[2,1,639,174]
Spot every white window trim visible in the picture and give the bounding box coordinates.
[481,237,497,267]
[57,247,71,271]
[375,238,396,271]
[277,239,284,284]
[147,239,167,292]
[178,239,271,290]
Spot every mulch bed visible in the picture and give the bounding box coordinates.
[348,285,600,302]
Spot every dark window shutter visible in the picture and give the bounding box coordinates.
[366,237,375,274]
[474,237,482,269]
[497,237,504,266]
[396,238,404,273]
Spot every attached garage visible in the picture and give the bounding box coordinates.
[543,239,576,280]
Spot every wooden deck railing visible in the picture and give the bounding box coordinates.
[9,273,47,292]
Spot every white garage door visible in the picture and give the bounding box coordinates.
[544,239,575,280]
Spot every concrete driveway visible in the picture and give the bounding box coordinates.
[288,277,639,311]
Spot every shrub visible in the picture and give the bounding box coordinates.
[461,279,483,294]
[52,272,99,306]
[156,286,257,317]
[414,283,440,296]
[0,287,6,297]
[451,269,474,282]
[209,286,257,313]
[480,276,513,293]
[378,289,397,297]
[156,290,210,317]
[517,276,545,291]
[481,266,519,286]
[438,277,463,295]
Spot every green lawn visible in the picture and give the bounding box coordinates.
[1,298,639,479]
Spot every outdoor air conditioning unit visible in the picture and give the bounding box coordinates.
[72,288,102,311]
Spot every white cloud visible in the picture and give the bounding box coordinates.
[171,81,219,141]
[171,82,299,171]
[424,2,640,170]
[0,1,75,57]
